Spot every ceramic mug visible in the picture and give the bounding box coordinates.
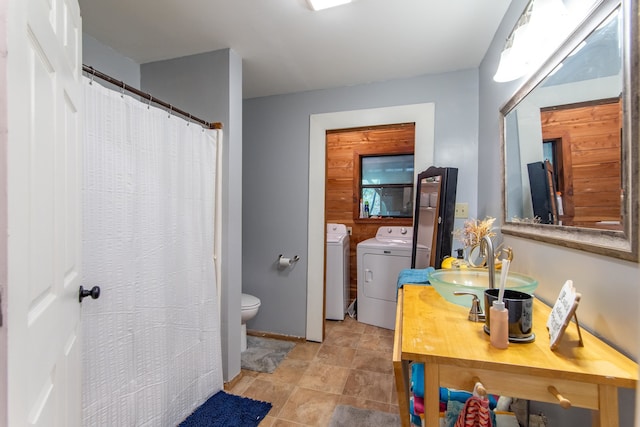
[484,289,533,339]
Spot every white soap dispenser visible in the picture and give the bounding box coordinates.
[490,299,509,349]
[490,259,510,349]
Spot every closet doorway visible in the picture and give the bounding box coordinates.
[306,104,435,342]
[325,123,415,305]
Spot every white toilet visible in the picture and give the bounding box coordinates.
[241,293,261,352]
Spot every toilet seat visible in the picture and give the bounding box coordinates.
[242,293,261,310]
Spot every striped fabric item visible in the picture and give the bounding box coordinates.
[454,396,492,427]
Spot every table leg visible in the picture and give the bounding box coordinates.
[394,359,411,427]
[393,289,411,426]
[592,384,618,427]
[424,363,440,427]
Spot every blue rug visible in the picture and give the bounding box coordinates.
[179,390,272,427]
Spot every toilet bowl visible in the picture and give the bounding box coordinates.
[241,293,261,352]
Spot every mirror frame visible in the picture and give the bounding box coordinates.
[500,0,639,262]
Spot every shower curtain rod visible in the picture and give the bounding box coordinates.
[83,64,223,130]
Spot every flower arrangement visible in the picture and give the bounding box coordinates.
[453,216,497,248]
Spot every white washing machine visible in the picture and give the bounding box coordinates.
[357,226,429,330]
[326,223,350,320]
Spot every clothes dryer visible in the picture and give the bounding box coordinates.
[357,226,429,330]
[326,223,350,320]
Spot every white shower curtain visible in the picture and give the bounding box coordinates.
[81,77,223,426]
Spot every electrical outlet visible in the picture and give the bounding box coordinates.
[346,226,352,235]
[455,203,469,218]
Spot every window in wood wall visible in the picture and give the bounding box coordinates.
[359,154,414,218]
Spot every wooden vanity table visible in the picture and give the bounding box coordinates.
[393,285,638,427]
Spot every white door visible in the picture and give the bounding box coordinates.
[6,0,83,425]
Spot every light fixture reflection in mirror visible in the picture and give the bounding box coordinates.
[500,0,638,262]
[494,0,598,82]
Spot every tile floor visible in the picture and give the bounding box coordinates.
[226,316,401,426]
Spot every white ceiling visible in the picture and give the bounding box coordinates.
[79,0,512,99]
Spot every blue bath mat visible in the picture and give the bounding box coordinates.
[178,390,272,427]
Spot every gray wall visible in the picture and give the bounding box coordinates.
[141,50,231,124]
[0,0,7,422]
[83,34,140,87]
[243,69,480,338]
[478,1,637,425]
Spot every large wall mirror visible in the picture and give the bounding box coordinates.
[500,0,639,261]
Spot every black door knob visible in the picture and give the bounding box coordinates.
[79,285,101,302]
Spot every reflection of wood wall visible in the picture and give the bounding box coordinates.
[325,123,414,303]
[540,99,621,228]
